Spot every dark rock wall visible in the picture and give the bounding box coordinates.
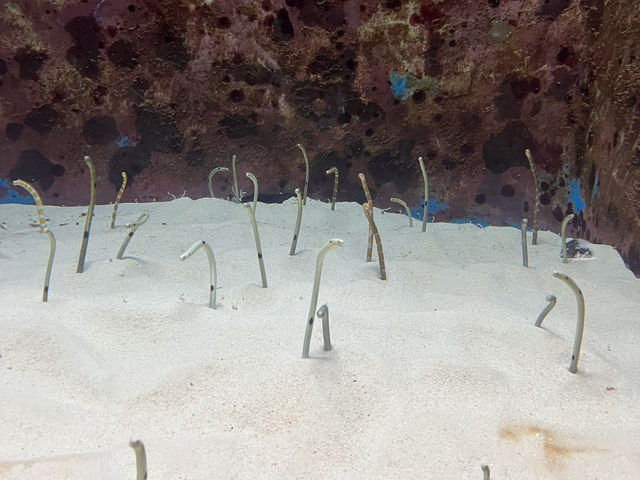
[0,0,638,273]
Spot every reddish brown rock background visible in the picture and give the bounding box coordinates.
[1,0,639,273]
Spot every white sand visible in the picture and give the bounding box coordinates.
[0,197,639,479]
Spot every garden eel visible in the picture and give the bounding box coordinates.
[390,197,413,227]
[417,156,429,232]
[207,166,229,198]
[76,155,96,273]
[316,304,332,352]
[180,240,217,308]
[245,172,258,214]
[116,212,149,260]
[358,173,374,262]
[297,143,310,205]
[325,167,338,210]
[289,188,303,255]
[363,203,386,280]
[535,295,557,327]
[561,213,575,263]
[552,272,585,373]
[11,179,56,302]
[525,149,541,245]
[521,218,528,267]
[302,238,343,358]
[129,440,147,480]
[231,155,240,203]
[244,203,267,287]
[110,171,127,229]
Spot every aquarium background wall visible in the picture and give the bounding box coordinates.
[0,0,639,274]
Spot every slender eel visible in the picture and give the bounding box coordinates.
[525,149,541,245]
[129,440,147,480]
[481,464,491,480]
[116,212,149,259]
[363,203,387,280]
[110,171,127,229]
[289,188,303,255]
[417,156,429,232]
[180,240,217,308]
[317,304,332,352]
[244,203,267,287]
[358,173,374,262]
[246,172,258,214]
[521,218,528,267]
[11,179,56,302]
[552,272,585,373]
[231,155,240,203]
[325,167,339,210]
[297,143,310,205]
[302,238,343,358]
[535,295,557,327]
[390,197,413,227]
[561,213,575,263]
[207,167,229,198]
[76,155,96,273]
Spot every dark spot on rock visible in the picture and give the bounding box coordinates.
[449,39,456,46]
[186,149,205,167]
[83,116,119,145]
[500,184,515,197]
[156,24,191,71]
[540,181,550,191]
[64,16,102,78]
[135,106,184,152]
[65,16,101,48]
[9,149,55,190]
[482,121,533,174]
[365,128,374,136]
[488,0,500,7]
[128,4,135,12]
[337,112,351,124]
[367,140,415,191]
[0,58,7,75]
[66,45,101,78]
[108,145,151,189]
[229,89,245,102]
[494,73,541,119]
[422,34,444,77]
[385,0,402,9]
[272,8,294,41]
[540,192,551,205]
[287,0,346,30]
[552,205,564,222]
[262,0,272,10]
[633,147,640,167]
[474,193,486,204]
[536,0,571,19]
[218,113,258,138]
[412,89,426,103]
[5,123,23,142]
[51,164,65,176]
[14,48,48,80]
[556,46,576,66]
[107,39,138,68]
[460,142,474,156]
[217,17,232,29]
[546,67,577,100]
[24,104,60,135]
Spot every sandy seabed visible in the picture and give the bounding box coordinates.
[1,197,639,479]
